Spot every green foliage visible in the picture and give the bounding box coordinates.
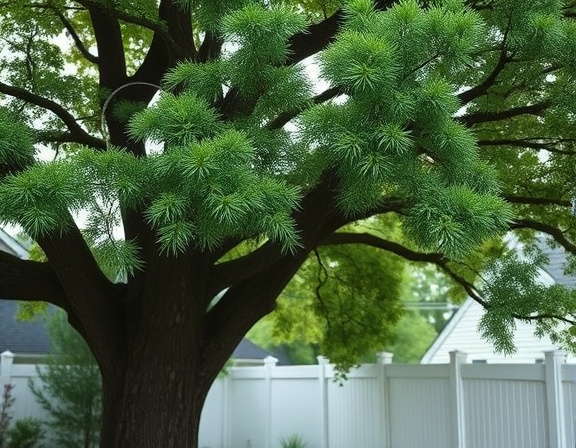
[479,249,576,355]
[253,239,404,373]
[0,109,35,175]
[0,385,15,448]
[279,434,307,448]
[5,419,44,448]
[29,312,101,448]
[3,0,576,386]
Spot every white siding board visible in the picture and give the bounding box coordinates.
[423,299,576,364]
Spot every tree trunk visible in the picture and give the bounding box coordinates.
[98,320,224,448]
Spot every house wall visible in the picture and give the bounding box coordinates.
[422,298,576,364]
[3,350,576,448]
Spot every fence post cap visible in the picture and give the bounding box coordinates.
[0,351,14,358]
[449,350,467,363]
[263,356,278,367]
[316,355,330,365]
[376,352,394,364]
[544,350,567,361]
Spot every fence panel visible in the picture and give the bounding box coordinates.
[388,376,451,448]
[463,378,547,448]
[326,376,381,448]
[271,377,321,448]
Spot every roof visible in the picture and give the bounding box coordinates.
[0,228,28,259]
[0,300,52,355]
[421,240,576,364]
[233,339,274,362]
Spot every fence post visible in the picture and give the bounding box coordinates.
[317,356,329,448]
[545,350,567,448]
[376,352,393,448]
[264,356,278,448]
[449,350,467,448]
[223,369,232,448]
[0,351,14,389]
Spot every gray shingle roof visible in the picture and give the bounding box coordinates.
[540,243,576,289]
[0,300,52,355]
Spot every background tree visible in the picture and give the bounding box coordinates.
[1,1,576,447]
[29,312,101,448]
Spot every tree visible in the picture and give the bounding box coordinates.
[1,1,576,446]
[29,311,101,448]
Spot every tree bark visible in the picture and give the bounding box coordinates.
[96,288,236,448]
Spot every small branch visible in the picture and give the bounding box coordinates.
[511,219,576,255]
[266,86,343,130]
[0,82,105,150]
[49,5,99,64]
[478,138,576,155]
[504,195,571,208]
[458,16,512,106]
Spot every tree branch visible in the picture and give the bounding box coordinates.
[34,223,127,377]
[511,219,576,255]
[320,231,489,307]
[49,5,99,64]
[0,251,68,309]
[35,130,106,150]
[504,195,571,208]
[460,102,549,127]
[0,82,105,150]
[457,16,512,106]
[478,138,576,155]
[266,86,343,130]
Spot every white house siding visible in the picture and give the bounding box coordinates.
[422,298,576,364]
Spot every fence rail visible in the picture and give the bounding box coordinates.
[1,350,575,448]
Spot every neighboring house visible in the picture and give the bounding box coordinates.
[0,227,27,259]
[422,241,576,364]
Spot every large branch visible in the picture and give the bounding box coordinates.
[87,6,127,90]
[77,0,180,56]
[460,102,550,127]
[320,232,489,307]
[0,251,68,309]
[0,82,105,150]
[34,223,128,377]
[132,0,195,84]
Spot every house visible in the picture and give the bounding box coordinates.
[422,240,576,364]
[0,229,284,366]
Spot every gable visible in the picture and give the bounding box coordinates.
[422,241,576,364]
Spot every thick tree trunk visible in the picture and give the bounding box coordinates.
[98,320,223,448]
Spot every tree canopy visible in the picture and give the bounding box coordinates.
[1,0,576,446]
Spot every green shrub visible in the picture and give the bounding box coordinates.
[6,419,44,448]
[279,434,307,448]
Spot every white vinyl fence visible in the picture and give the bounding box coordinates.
[2,350,576,448]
